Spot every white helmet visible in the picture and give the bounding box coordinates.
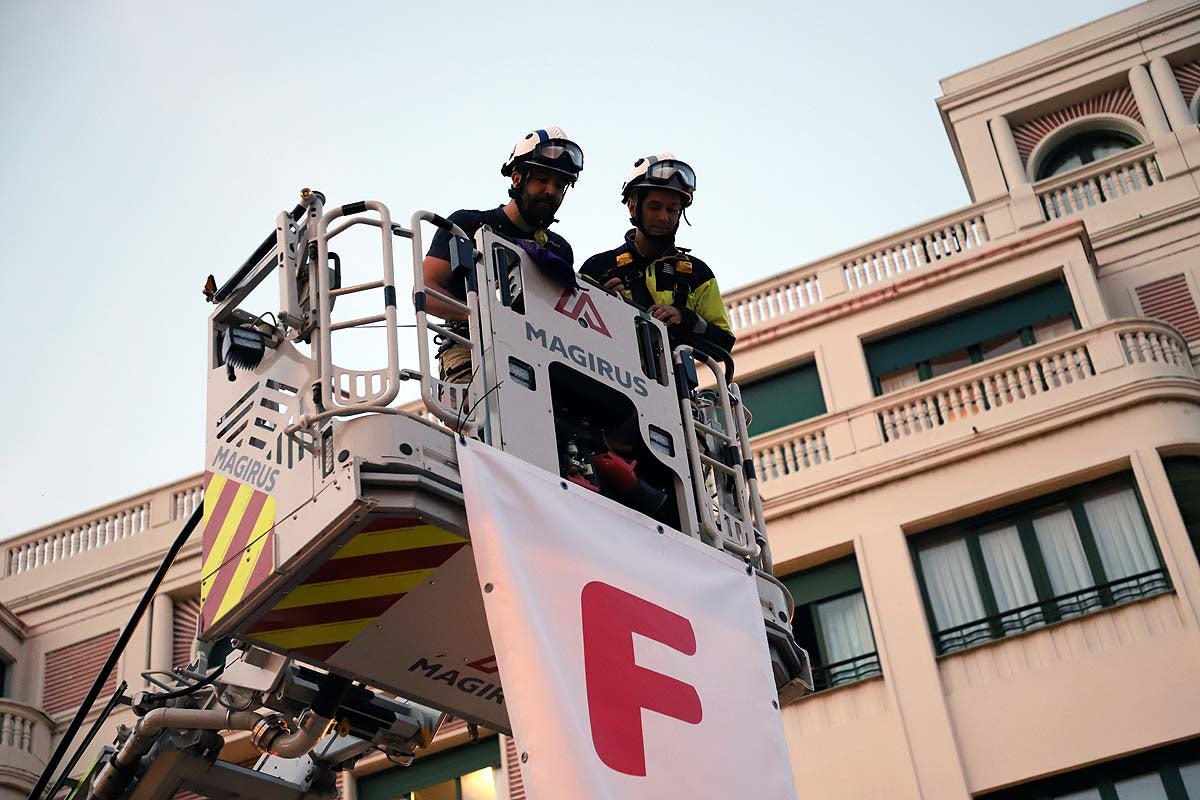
[500,126,584,182]
[620,153,696,206]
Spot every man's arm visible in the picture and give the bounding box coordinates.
[580,251,631,294]
[682,277,735,354]
[420,255,468,321]
[420,210,480,321]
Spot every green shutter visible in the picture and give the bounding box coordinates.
[358,737,501,800]
[1164,456,1200,558]
[864,280,1076,377]
[740,361,826,436]
[782,556,863,607]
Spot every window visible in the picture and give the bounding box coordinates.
[358,739,502,800]
[1036,129,1142,180]
[740,361,826,436]
[1163,456,1200,560]
[912,474,1169,656]
[781,556,881,691]
[865,281,1078,396]
[981,739,1200,800]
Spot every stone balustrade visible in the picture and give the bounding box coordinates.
[875,339,1095,444]
[723,198,1005,336]
[1034,143,1162,221]
[723,141,1171,340]
[748,320,1195,492]
[2,476,205,578]
[0,699,53,788]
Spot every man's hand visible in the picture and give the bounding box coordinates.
[649,304,683,326]
[603,276,625,293]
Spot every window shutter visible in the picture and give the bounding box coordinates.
[865,281,1076,377]
[740,361,827,436]
[782,556,863,607]
[173,596,202,668]
[1135,274,1200,341]
[43,630,119,714]
[504,735,526,800]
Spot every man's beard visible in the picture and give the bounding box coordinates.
[517,186,559,229]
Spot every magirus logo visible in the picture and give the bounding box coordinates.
[554,288,612,337]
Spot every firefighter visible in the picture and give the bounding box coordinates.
[422,126,583,383]
[579,153,734,356]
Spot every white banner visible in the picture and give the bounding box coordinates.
[458,440,797,799]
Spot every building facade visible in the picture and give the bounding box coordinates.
[5,1,1200,797]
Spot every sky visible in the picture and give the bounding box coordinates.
[0,0,1140,539]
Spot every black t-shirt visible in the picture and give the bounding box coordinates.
[426,206,574,300]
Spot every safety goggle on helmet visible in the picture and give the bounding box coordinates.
[501,127,584,182]
[621,153,696,206]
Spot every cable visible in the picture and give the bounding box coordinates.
[44,681,128,800]
[144,662,226,701]
[27,505,204,800]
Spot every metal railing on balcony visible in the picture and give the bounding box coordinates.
[1035,143,1162,222]
[934,568,1171,655]
[809,651,883,692]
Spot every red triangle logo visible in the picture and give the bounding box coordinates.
[554,289,612,337]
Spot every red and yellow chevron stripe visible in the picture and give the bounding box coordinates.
[245,516,466,662]
[199,471,277,634]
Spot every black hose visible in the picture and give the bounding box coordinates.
[44,681,127,800]
[27,505,204,800]
[145,662,226,702]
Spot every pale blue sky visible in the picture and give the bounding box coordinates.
[0,0,1137,538]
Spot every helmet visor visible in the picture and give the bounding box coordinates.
[529,138,584,174]
[644,159,696,192]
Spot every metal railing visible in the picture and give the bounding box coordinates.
[809,651,882,692]
[934,568,1171,655]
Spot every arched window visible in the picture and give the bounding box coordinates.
[1035,129,1141,180]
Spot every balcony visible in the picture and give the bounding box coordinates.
[750,320,1197,498]
[1034,143,1163,222]
[0,699,53,793]
[1,475,203,587]
[721,139,1193,345]
[722,198,1008,338]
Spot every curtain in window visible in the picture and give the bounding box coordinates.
[919,539,985,640]
[816,592,877,686]
[1055,790,1103,800]
[1083,487,1159,584]
[1032,507,1097,617]
[815,593,873,664]
[1112,772,1169,799]
[979,524,1040,630]
[879,367,922,394]
[1179,760,1200,798]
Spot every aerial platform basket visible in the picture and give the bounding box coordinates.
[198,192,811,736]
